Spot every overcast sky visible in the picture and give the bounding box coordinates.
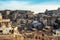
[0,0,59,13]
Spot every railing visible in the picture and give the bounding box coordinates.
[0,34,60,40]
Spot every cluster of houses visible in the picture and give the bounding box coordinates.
[0,8,60,40]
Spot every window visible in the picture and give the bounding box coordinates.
[0,30,3,33]
[0,23,1,27]
[9,30,14,34]
[35,36,38,39]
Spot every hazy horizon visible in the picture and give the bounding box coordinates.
[0,0,59,13]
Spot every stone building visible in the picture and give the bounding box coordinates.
[0,13,13,34]
[45,8,60,18]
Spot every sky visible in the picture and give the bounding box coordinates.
[0,0,59,13]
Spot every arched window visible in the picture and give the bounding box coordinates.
[35,36,38,39]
